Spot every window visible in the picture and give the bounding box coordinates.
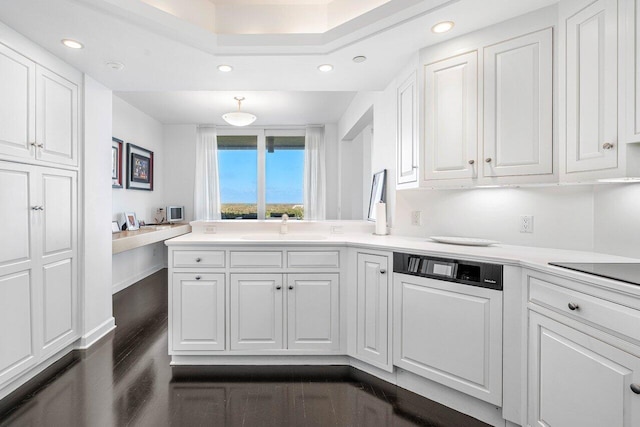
[217,130,305,219]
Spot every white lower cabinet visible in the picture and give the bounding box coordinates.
[229,272,340,352]
[355,252,391,371]
[393,273,503,405]
[230,274,283,351]
[172,273,225,351]
[0,161,77,388]
[528,311,640,427]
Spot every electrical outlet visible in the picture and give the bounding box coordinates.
[411,211,422,226]
[520,215,534,233]
[205,226,216,234]
[331,226,343,234]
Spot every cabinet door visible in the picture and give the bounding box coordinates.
[397,71,418,186]
[287,273,339,351]
[38,169,77,358]
[424,51,478,181]
[625,0,640,143]
[529,312,640,427]
[393,274,502,405]
[484,28,553,177]
[35,66,78,167]
[230,274,283,350]
[0,43,35,160]
[355,253,389,370]
[171,273,225,351]
[565,0,618,172]
[0,270,37,386]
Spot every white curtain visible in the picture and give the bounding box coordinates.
[193,126,221,220]
[303,126,326,220]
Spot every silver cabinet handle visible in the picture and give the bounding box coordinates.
[195,276,201,280]
[568,302,579,311]
[468,160,475,165]
[31,206,43,211]
[380,270,387,274]
[485,158,492,163]
[195,257,201,262]
[602,142,615,150]
[288,285,294,290]
[29,142,37,147]
[276,286,282,290]
[631,384,640,394]
[37,143,44,148]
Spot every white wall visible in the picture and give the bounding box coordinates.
[81,76,115,344]
[163,124,197,222]
[112,96,166,292]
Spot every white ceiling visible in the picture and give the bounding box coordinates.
[115,91,357,125]
[0,0,557,125]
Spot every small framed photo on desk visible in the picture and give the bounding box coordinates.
[124,212,139,231]
[111,221,120,233]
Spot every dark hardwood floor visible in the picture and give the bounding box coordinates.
[0,269,490,427]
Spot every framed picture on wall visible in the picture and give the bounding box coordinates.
[126,143,154,191]
[112,137,123,188]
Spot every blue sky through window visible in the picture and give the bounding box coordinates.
[218,148,303,204]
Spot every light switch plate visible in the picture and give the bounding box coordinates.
[411,211,422,226]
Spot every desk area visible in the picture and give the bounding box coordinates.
[112,223,191,254]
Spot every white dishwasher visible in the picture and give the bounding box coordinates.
[392,252,503,406]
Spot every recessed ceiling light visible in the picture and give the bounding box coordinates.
[106,61,125,71]
[217,64,233,72]
[61,39,84,49]
[352,56,367,63]
[431,21,455,34]
[318,64,333,72]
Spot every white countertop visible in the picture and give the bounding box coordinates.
[166,229,640,294]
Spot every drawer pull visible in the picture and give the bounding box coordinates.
[631,384,640,394]
[276,286,282,290]
[380,270,387,274]
[602,142,615,150]
[195,276,201,280]
[195,257,202,262]
[568,302,580,311]
[485,157,492,163]
[468,159,475,165]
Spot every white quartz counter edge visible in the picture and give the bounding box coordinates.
[165,233,640,297]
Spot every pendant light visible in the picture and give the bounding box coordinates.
[222,96,257,127]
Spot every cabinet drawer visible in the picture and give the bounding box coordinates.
[173,250,225,268]
[230,251,282,268]
[287,251,339,268]
[529,277,640,342]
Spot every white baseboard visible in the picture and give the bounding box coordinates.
[76,317,116,349]
[112,263,165,294]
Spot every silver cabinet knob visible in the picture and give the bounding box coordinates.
[380,270,387,274]
[485,158,492,163]
[468,160,475,165]
[602,142,615,150]
[195,276,201,280]
[288,285,294,290]
[31,206,39,211]
[631,384,640,394]
[195,257,201,262]
[276,285,282,290]
[568,302,579,311]
[29,142,37,147]
[37,143,44,148]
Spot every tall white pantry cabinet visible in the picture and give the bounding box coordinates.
[0,28,81,396]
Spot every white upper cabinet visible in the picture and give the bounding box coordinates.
[0,43,35,161]
[0,43,78,168]
[564,0,618,173]
[624,0,640,143]
[483,28,553,177]
[424,51,478,181]
[397,71,418,187]
[35,66,78,167]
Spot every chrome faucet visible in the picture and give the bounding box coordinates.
[280,214,289,234]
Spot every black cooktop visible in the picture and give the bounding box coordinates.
[549,262,640,286]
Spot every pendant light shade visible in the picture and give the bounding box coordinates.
[222,96,257,126]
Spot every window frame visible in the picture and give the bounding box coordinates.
[217,127,306,220]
